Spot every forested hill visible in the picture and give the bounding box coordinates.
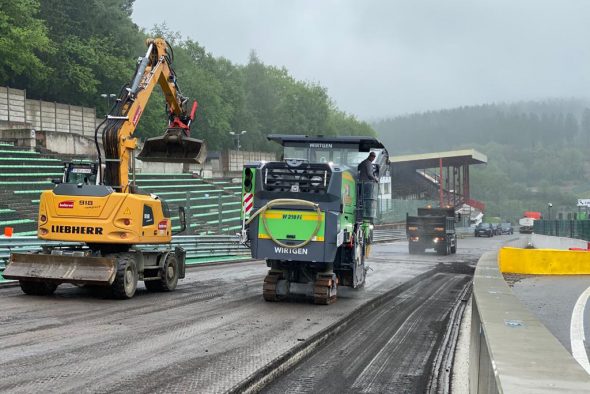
[373,99,590,154]
[0,0,374,151]
[374,99,590,221]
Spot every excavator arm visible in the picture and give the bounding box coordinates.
[99,38,206,193]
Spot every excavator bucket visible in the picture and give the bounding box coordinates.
[137,128,207,164]
[3,253,117,285]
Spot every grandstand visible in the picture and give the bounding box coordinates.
[0,142,243,236]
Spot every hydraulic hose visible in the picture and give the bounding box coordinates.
[245,199,323,249]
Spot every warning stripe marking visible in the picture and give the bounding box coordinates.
[243,193,253,215]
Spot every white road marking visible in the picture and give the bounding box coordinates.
[570,286,590,374]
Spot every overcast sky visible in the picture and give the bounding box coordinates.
[132,0,590,120]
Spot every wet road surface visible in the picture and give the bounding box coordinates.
[0,236,505,393]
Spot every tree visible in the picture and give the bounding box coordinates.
[0,0,52,86]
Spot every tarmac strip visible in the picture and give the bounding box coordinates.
[234,263,473,393]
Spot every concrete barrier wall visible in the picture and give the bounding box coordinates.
[0,86,98,137]
[531,233,588,250]
[499,234,590,275]
[500,247,590,275]
[223,150,276,173]
[470,251,590,392]
[504,234,587,250]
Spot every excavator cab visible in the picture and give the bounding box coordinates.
[137,101,206,164]
[62,162,100,185]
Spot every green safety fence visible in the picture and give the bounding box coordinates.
[533,220,590,241]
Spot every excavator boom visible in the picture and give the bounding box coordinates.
[101,38,206,191]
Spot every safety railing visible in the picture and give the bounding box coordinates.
[372,228,406,243]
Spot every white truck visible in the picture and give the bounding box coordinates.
[518,217,535,234]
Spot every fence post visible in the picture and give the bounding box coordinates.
[218,193,223,234]
[184,191,192,234]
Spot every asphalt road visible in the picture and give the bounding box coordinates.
[0,236,506,393]
[262,265,472,394]
[507,274,590,371]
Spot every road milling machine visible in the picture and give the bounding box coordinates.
[3,38,206,299]
[240,135,389,304]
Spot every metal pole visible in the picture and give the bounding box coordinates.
[185,191,192,234]
[6,87,10,122]
[218,193,223,233]
[439,158,443,208]
[446,165,450,206]
[463,165,471,199]
[453,166,459,206]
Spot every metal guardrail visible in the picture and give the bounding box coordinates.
[372,229,406,243]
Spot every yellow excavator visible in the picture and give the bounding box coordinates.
[3,38,206,298]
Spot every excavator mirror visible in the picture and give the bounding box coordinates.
[137,128,207,164]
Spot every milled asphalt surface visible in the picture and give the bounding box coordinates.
[262,265,472,393]
[0,236,506,393]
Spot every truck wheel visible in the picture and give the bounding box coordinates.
[109,253,138,299]
[145,254,179,292]
[19,280,58,296]
[437,241,449,256]
[451,237,457,254]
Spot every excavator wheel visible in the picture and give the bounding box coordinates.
[313,274,338,305]
[145,254,179,292]
[19,280,58,296]
[108,253,138,299]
